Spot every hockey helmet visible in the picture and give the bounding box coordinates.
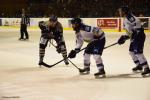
[49,15,58,22]
[71,18,82,24]
[121,5,130,14]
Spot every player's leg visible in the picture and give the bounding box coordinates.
[133,33,150,76]
[93,38,106,78]
[39,37,49,65]
[79,41,94,74]
[93,55,105,78]
[58,42,69,65]
[138,34,150,76]
[136,53,150,76]
[129,51,142,72]
[129,38,143,72]
[79,53,91,74]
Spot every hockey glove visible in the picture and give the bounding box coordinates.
[68,48,80,58]
[118,35,129,45]
[68,50,76,58]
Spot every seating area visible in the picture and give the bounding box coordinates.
[0,0,149,17]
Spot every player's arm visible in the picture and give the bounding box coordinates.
[75,32,83,51]
[39,21,53,39]
[92,27,104,40]
[68,32,83,58]
[124,22,132,38]
[118,22,130,45]
[39,21,46,30]
[39,21,50,33]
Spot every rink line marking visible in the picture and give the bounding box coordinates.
[0,26,150,33]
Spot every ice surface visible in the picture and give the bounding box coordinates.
[0,29,150,100]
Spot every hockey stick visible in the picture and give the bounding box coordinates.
[67,59,81,70]
[68,42,118,70]
[104,42,118,49]
[42,47,86,68]
[43,42,118,68]
[49,40,56,48]
[49,41,80,69]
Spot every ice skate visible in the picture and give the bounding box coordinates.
[142,67,150,77]
[132,65,143,73]
[23,38,29,41]
[18,38,24,41]
[64,59,69,65]
[94,69,106,79]
[79,67,90,75]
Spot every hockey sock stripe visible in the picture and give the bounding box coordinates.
[140,62,148,66]
[84,63,90,66]
[97,63,104,70]
[39,48,45,57]
[134,60,140,66]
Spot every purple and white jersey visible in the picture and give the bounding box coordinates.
[75,24,105,49]
[123,14,142,37]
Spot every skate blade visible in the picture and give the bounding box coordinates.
[18,39,29,41]
[142,73,150,78]
[79,72,90,75]
[95,74,106,79]
[133,70,142,73]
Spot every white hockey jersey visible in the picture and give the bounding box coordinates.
[75,24,105,49]
[123,14,142,37]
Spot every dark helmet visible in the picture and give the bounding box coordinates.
[71,18,82,24]
[121,5,130,14]
[49,15,57,22]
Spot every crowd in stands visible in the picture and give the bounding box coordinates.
[0,0,150,17]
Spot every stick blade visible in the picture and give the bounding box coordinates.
[39,62,53,68]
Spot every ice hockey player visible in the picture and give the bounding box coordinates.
[117,6,150,77]
[68,18,106,78]
[38,15,69,66]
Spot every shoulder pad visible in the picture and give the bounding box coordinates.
[82,25,91,32]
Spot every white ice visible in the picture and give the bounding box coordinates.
[0,28,150,100]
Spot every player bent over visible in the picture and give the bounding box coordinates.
[38,15,69,66]
[117,6,150,77]
[68,18,106,78]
